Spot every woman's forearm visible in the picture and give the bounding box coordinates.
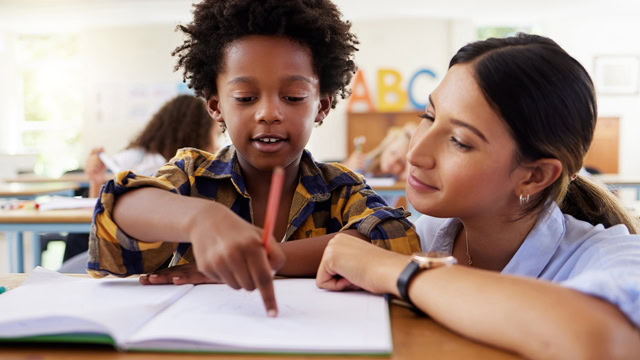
[399,266,640,360]
[317,231,640,359]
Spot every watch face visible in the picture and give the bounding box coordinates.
[412,252,457,268]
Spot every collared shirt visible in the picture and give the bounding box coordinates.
[415,203,640,327]
[89,146,420,277]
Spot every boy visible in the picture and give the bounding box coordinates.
[89,0,420,316]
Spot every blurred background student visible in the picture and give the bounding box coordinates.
[84,94,222,198]
[343,122,417,181]
[59,94,222,271]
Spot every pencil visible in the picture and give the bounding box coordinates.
[261,166,285,254]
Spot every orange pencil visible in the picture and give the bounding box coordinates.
[261,166,284,254]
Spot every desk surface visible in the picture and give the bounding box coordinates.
[0,182,79,197]
[3,173,90,184]
[0,209,93,224]
[372,183,406,191]
[0,274,520,360]
[591,174,640,185]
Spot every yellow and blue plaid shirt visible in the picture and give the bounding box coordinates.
[88,146,420,277]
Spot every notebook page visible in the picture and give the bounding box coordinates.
[0,268,193,347]
[127,279,392,354]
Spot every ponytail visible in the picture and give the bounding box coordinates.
[559,175,639,234]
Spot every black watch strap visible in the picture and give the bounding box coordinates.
[396,260,421,307]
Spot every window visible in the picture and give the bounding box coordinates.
[15,34,82,176]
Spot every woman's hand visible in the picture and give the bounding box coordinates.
[316,234,409,295]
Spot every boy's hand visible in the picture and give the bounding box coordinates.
[140,263,219,285]
[189,203,286,316]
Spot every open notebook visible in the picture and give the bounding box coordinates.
[0,268,392,355]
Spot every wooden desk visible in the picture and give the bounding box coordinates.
[3,173,90,184]
[372,183,406,192]
[0,182,79,198]
[591,174,640,185]
[0,274,520,360]
[0,209,93,273]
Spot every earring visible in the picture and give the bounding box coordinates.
[519,193,530,207]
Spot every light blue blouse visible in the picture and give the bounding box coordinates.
[415,203,640,327]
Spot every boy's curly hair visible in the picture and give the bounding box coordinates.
[127,94,217,160]
[172,0,359,109]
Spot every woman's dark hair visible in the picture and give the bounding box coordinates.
[172,0,359,111]
[450,33,638,233]
[127,94,216,160]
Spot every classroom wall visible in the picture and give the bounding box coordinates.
[307,18,461,161]
[76,19,465,163]
[79,25,186,157]
[1,5,640,175]
[71,18,468,164]
[539,17,640,177]
[0,32,19,154]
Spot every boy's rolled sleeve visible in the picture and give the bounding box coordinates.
[88,154,195,278]
[340,184,421,255]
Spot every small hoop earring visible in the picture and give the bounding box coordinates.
[519,193,530,207]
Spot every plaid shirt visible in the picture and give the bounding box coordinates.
[88,146,420,277]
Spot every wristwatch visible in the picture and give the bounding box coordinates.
[396,252,457,309]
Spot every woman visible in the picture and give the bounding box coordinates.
[316,34,640,359]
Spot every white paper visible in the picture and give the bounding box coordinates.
[0,268,193,346]
[128,279,392,354]
[0,269,392,354]
[37,196,99,211]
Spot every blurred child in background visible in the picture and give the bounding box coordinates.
[60,94,222,269]
[84,94,222,198]
[343,122,417,181]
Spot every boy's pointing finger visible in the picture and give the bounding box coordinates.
[249,252,279,317]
